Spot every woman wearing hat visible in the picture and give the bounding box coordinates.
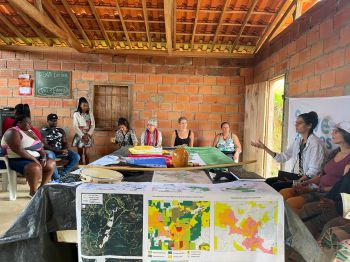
[281,121,350,214]
[140,118,162,147]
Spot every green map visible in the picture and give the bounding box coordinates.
[148,200,210,250]
[81,193,143,256]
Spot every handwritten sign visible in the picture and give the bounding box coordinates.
[34,70,71,98]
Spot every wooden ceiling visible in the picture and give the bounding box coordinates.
[0,0,319,58]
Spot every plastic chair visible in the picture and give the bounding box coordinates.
[0,156,17,200]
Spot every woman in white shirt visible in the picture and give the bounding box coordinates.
[251,111,326,191]
[72,97,95,164]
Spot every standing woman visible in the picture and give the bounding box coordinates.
[171,117,194,147]
[251,111,326,191]
[212,122,242,162]
[72,97,95,164]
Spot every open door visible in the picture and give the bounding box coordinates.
[243,81,272,177]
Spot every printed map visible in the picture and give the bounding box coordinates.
[81,193,143,256]
[148,200,210,251]
[214,201,278,254]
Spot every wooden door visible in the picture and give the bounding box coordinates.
[243,81,272,177]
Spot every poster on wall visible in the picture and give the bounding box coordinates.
[286,95,350,171]
[76,182,284,262]
[18,73,32,96]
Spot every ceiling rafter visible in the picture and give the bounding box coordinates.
[164,0,174,54]
[0,32,12,45]
[6,0,67,41]
[190,0,201,51]
[172,1,177,50]
[114,0,132,49]
[232,0,259,52]
[254,0,291,54]
[87,0,112,48]
[211,0,231,51]
[9,3,52,46]
[257,0,295,53]
[141,0,151,48]
[61,0,92,48]
[43,0,83,51]
[35,0,44,13]
[0,13,32,45]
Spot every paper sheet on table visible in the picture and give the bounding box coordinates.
[70,155,120,175]
[152,170,212,184]
[188,152,206,166]
[88,155,120,166]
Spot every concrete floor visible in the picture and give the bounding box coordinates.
[0,177,30,236]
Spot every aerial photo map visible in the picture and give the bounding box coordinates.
[80,193,143,257]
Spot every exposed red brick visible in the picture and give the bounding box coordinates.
[335,66,350,86]
[321,70,335,89]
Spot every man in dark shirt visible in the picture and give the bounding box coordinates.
[41,114,80,180]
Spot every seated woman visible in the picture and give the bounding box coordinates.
[299,164,350,238]
[1,114,55,196]
[140,118,162,147]
[2,103,41,139]
[212,122,242,162]
[110,117,138,156]
[251,111,326,191]
[170,116,194,147]
[281,122,350,214]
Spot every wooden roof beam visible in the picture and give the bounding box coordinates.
[0,13,31,45]
[141,0,151,48]
[255,0,295,53]
[254,0,291,54]
[232,0,259,52]
[114,0,132,49]
[190,0,201,50]
[164,0,174,54]
[7,0,67,40]
[43,0,83,51]
[88,0,112,48]
[9,3,53,46]
[0,32,12,45]
[211,0,230,51]
[173,2,177,50]
[35,0,43,13]
[62,0,92,48]
[0,44,255,58]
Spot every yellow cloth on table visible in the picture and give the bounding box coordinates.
[128,146,168,155]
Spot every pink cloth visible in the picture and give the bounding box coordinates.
[320,153,350,188]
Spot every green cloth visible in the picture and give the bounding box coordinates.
[185,147,234,165]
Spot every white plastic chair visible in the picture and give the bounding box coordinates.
[0,156,17,200]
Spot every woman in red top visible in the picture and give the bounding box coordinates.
[2,104,41,139]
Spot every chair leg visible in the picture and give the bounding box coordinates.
[8,170,17,201]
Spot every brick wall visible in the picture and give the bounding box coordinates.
[0,50,253,159]
[254,0,350,98]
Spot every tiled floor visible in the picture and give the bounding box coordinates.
[0,178,30,235]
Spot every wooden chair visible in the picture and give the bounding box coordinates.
[0,156,17,200]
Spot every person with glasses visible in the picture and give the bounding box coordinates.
[251,111,326,191]
[140,118,162,147]
[281,121,350,214]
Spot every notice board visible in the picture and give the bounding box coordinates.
[34,70,71,98]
